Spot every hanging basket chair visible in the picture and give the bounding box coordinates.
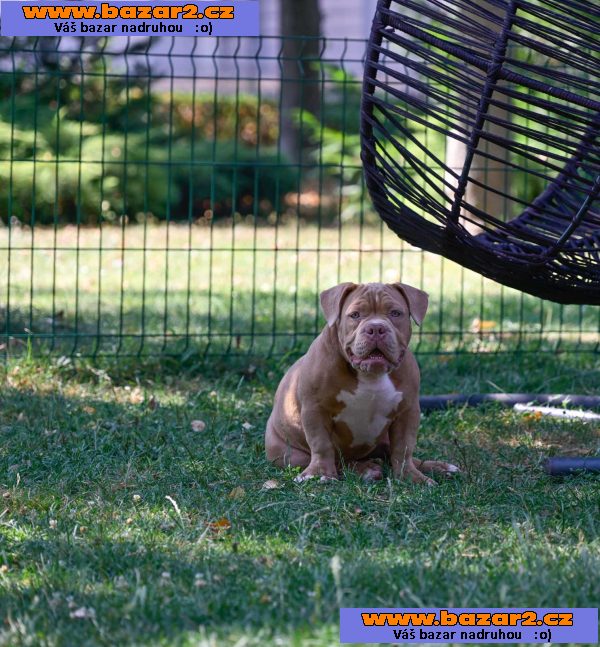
[361,0,600,305]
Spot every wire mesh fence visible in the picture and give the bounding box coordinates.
[1,35,599,360]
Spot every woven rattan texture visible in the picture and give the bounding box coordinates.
[362,0,600,304]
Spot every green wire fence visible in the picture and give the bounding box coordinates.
[0,36,598,359]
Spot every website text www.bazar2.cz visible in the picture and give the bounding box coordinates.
[361,609,574,628]
[21,4,234,20]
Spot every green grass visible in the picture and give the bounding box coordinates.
[2,223,599,358]
[0,352,599,646]
[1,222,599,645]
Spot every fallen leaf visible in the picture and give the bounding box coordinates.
[129,388,144,405]
[228,486,245,500]
[470,318,498,333]
[262,479,280,490]
[191,420,206,432]
[523,411,544,422]
[241,422,254,430]
[207,517,231,532]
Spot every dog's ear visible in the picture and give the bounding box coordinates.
[392,282,429,326]
[320,282,358,327]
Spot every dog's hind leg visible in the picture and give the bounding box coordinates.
[414,459,460,476]
[347,459,384,482]
[265,422,311,469]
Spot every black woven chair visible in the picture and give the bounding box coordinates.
[361,0,600,304]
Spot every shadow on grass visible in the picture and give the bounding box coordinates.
[2,286,599,403]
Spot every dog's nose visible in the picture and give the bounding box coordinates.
[364,320,389,337]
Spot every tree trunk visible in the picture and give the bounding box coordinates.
[280,0,322,163]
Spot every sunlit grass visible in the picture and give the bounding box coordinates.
[1,222,598,357]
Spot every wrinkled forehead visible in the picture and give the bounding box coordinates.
[343,283,408,312]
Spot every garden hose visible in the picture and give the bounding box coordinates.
[421,393,600,477]
[420,394,600,411]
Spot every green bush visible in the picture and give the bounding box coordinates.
[0,72,295,225]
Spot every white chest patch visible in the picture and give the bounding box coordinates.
[333,375,403,447]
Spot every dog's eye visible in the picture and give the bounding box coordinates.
[349,311,361,320]
[390,309,403,317]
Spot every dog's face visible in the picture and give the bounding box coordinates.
[320,282,428,375]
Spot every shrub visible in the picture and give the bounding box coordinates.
[0,73,295,225]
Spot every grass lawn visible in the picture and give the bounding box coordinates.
[2,223,599,357]
[1,222,599,645]
[0,350,599,646]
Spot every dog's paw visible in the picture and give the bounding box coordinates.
[294,464,338,483]
[293,474,313,483]
[361,466,383,482]
[444,463,460,477]
[348,460,384,482]
[406,472,437,486]
[319,475,337,483]
[293,473,337,484]
[418,459,461,477]
[393,465,436,486]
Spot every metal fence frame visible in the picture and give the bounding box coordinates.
[1,36,598,360]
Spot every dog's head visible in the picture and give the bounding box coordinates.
[320,281,428,374]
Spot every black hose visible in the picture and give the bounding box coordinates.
[419,394,600,479]
[545,457,600,476]
[420,393,600,412]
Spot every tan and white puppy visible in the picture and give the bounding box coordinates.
[265,281,459,484]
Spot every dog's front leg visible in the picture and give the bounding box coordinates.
[389,405,435,486]
[295,405,338,482]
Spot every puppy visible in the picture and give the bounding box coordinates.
[265,281,458,484]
